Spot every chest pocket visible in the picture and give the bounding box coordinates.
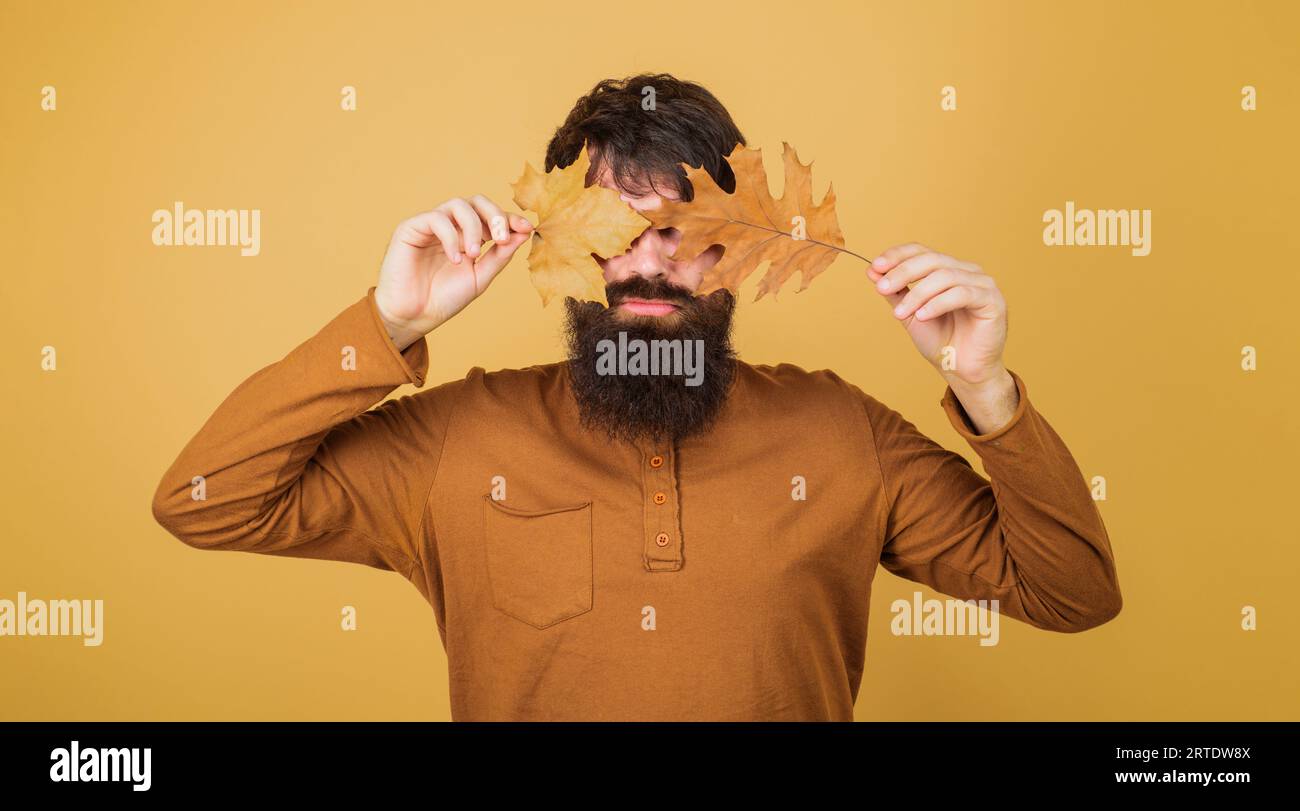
[482,495,593,629]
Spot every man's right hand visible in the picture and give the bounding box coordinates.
[374,195,534,350]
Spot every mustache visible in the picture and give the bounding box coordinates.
[605,277,696,308]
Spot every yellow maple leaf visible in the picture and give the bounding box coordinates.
[511,145,650,306]
[644,142,847,300]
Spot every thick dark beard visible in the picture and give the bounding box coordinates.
[564,277,738,445]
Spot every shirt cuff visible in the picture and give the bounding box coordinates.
[364,286,429,387]
[939,368,1029,444]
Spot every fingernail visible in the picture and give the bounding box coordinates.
[872,256,886,267]
[876,278,891,292]
[893,303,906,317]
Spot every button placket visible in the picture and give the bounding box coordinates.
[641,442,682,571]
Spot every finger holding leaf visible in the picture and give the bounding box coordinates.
[866,243,1009,388]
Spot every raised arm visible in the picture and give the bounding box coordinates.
[864,371,1122,632]
[151,289,446,573]
[152,196,533,574]
[860,241,1120,631]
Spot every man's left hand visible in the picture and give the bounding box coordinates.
[866,242,1018,433]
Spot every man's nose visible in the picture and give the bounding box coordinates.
[625,228,676,279]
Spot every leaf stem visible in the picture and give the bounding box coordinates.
[717,218,874,263]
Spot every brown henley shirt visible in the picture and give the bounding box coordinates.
[152,288,1122,721]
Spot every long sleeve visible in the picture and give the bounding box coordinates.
[864,369,1122,632]
[151,287,457,577]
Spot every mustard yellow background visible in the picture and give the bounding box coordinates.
[2,0,1296,721]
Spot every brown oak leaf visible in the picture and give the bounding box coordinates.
[643,142,847,300]
[511,144,650,306]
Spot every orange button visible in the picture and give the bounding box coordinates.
[653,492,667,505]
[654,532,670,547]
[649,455,664,469]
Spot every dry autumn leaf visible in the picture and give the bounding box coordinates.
[511,145,650,306]
[644,142,848,300]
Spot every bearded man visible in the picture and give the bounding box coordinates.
[153,73,1122,721]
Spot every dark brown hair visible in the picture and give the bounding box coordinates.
[543,73,746,201]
